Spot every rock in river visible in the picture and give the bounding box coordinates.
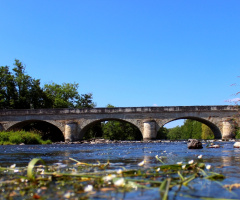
[208,143,220,148]
[233,142,240,148]
[187,139,203,149]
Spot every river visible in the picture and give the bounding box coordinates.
[1,140,240,199]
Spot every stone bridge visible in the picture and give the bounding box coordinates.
[0,105,239,141]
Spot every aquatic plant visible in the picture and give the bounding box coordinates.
[0,156,237,200]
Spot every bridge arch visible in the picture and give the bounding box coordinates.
[7,120,65,142]
[0,106,238,141]
[79,118,143,140]
[159,116,222,139]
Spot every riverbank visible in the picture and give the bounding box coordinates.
[53,138,238,145]
[1,133,238,145]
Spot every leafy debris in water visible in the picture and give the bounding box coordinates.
[0,157,238,200]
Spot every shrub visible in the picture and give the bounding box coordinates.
[21,132,41,144]
[9,134,23,144]
[42,139,52,144]
[0,132,10,142]
[0,131,52,145]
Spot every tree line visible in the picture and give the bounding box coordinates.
[0,60,141,141]
[0,59,95,109]
[84,118,215,141]
[157,119,214,140]
[0,60,218,140]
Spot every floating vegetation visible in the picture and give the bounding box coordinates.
[0,157,239,199]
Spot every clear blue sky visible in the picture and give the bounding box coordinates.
[1,0,240,112]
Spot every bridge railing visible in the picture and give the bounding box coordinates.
[0,105,237,116]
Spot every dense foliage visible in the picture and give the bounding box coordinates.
[157,119,215,140]
[83,120,142,140]
[84,104,142,140]
[201,123,215,139]
[0,59,95,109]
[102,120,142,140]
[0,131,51,145]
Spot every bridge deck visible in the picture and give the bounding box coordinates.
[0,105,237,116]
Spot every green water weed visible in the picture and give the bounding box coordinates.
[0,157,238,199]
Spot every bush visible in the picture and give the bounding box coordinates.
[9,134,23,144]
[42,139,52,144]
[21,132,42,144]
[0,132,9,142]
[0,131,52,145]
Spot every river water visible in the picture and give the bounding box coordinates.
[1,140,240,199]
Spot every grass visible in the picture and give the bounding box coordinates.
[0,130,52,145]
[0,157,237,200]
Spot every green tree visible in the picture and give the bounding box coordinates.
[29,79,51,109]
[181,119,202,139]
[235,127,240,139]
[159,120,214,140]
[0,59,95,109]
[0,60,48,109]
[191,120,202,139]
[100,104,142,140]
[14,59,52,109]
[13,59,34,108]
[156,127,169,139]
[44,82,95,108]
[106,104,115,108]
[102,120,142,140]
[44,82,79,108]
[202,124,214,139]
[76,93,96,108]
[0,66,17,109]
[167,126,182,140]
[83,121,103,139]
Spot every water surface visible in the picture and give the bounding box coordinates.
[1,141,240,199]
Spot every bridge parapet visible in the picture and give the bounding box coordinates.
[0,105,237,116]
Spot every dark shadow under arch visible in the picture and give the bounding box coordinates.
[8,120,64,142]
[81,118,143,140]
[160,117,221,139]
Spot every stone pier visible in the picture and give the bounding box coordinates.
[221,120,236,139]
[64,122,78,142]
[143,120,157,140]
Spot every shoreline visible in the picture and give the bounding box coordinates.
[52,138,238,145]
